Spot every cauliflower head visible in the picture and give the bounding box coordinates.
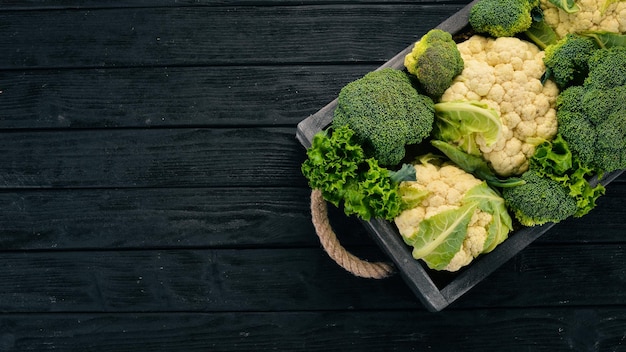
[441,35,560,176]
[395,156,512,272]
[540,0,626,39]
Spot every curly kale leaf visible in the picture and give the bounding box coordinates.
[301,125,416,221]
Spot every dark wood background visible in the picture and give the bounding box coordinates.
[1,1,625,351]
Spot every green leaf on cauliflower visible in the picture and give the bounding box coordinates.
[408,202,476,270]
[433,101,502,156]
[548,0,580,13]
[464,182,513,253]
[397,163,513,271]
[431,139,526,188]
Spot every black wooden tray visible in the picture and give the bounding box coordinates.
[295,0,624,311]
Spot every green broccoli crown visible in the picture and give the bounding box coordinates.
[582,85,626,125]
[584,46,626,90]
[595,109,626,173]
[332,68,435,166]
[469,0,536,38]
[543,34,598,88]
[556,48,626,173]
[404,29,464,98]
[502,170,578,226]
[556,109,597,167]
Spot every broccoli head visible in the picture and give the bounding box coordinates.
[558,87,626,172]
[502,170,578,226]
[332,68,435,166]
[404,29,464,98]
[555,47,626,173]
[469,0,539,38]
[595,109,626,173]
[503,132,606,226]
[584,46,626,90]
[543,34,598,88]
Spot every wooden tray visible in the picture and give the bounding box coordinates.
[295,0,625,311]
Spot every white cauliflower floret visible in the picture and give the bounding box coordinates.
[540,0,626,39]
[394,158,512,272]
[440,35,560,176]
[395,162,482,238]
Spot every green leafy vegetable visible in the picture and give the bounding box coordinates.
[432,101,502,156]
[580,31,626,49]
[525,19,558,49]
[301,125,415,221]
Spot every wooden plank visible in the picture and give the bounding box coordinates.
[0,0,470,10]
[458,243,626,309]
[0,181,624,251]
[0,244,624,313]
[0,248,407,313]
[0,127,306,189]
[0,65,374,129]
[0,187,341,250]
[0,4,468,69]
[1,308,625,351]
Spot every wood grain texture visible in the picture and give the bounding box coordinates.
[1,0,471,10]
[0,65,374,129]
[3,0,626,349]
[0,244,623,313]
[0,5,466,69]
[0,127,306,188]
[0,187,321,250]
[0,308,624,351]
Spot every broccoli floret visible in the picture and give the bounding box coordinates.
[502,170,578,226]
[469,0,539,38]
[504,133,606,226]
[582,85,626,125]
[595,110,626,173]
[543,34,598,88]
[555,47,626,173]
[555,110,597,167]
[332,68,435,166]
[584,46,626,90]
[558,89,626,173]
[403,29,464,98]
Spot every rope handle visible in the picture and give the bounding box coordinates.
[310,189,395,279]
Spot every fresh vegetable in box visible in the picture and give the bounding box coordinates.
[439,35,560,177]
[300,0,626,273]
[394,155,512,271]
[332,68,435,166]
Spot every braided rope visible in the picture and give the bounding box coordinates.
[310,189,395,279]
